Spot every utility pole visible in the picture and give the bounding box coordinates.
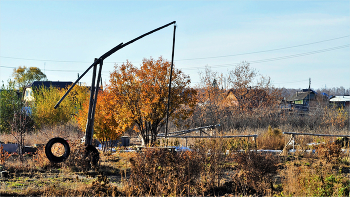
[309,78,311,111]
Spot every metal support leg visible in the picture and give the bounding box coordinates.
[85,58,103,146]
[254,136,257,150]
[281,134,295,155]
[85,61,97,146]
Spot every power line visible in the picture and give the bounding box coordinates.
[177,35,349,61]
[249,44,349,64]
[0,56,124,64]
[2,44,348,73]
[0,65,111,74]
[180,44,350,70]
[0,35,348,63]
[2,44,348,74]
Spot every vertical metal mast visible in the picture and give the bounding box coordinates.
[165,24,177,139]
[84,58,103,146]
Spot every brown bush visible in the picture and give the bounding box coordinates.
[63,140,100,172]
[257,126,285,150]
[315,142,342,162]
[124,148,203,196]
[281,158,350,196]
[230,151,279,195]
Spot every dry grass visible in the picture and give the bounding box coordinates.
[280,146,350,196]
[0,122,83,146]
[1,122,349,196]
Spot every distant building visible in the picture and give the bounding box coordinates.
[287,89,317,111]
[329,96,350,108]
[24,81,73,102]
[224,88,273,110]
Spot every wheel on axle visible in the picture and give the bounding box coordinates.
[84,145,100,168]
[45,137,70,163]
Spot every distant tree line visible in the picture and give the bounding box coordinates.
[1,61,348,148]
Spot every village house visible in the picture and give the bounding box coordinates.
[287,89,317,111]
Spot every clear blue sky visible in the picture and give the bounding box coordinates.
[1,0,349,89]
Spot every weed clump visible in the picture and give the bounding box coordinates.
[125,148,202,196]
[257,125,284,150]
[63,141,99,172]
[281,141,350,196]
[229,151,279,195]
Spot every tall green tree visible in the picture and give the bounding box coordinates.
[0,81,23,133]
[12,66,47,90]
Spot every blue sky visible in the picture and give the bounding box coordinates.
[1,0,349,89]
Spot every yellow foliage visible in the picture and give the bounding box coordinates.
[32,85,89,128]
[322,107,348,128]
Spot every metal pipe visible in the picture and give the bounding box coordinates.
[159,135,258,139]
[283,132,350,137]
[85,60,98,146]
[158,124,220,137]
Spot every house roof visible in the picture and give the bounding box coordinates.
[26,81,73,89]
[329,96,350,102]
[288,92,309,101]
[287,90,316,101]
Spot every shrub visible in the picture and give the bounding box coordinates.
[315,142,342,162]
[281,159,350,196]
[230,151,279,195]
[125,148,202,196]
[257,126,284,150]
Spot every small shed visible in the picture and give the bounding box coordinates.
[224,89,239,106]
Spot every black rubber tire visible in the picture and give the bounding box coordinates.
[45,137,70,163]
[85,145,99,167]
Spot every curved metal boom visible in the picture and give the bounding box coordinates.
[54,21,176,109]
[53,21,176,147]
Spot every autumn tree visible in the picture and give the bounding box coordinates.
[0,81,33,159]
[194,67,227,127]
[108,57,197,145]
[12,66,47,90]
[227,61,281,112]
[77,89,128,150]
[181,62,281,132]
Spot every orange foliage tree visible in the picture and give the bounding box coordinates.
[77,89,128,148]
[108,57,197,145]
